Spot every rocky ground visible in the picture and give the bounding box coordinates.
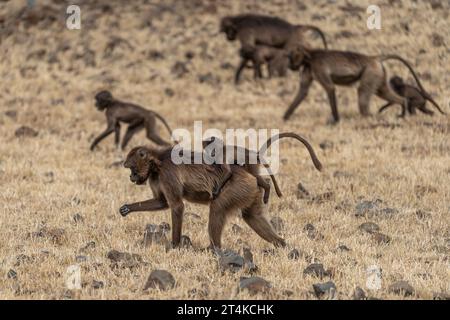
[0,0,449,299]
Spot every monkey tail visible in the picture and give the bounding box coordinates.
[259,132,323,171]
[153,112,173,135]
[380,54,446,115]
[300,25,328,49]
[262,163,283,198]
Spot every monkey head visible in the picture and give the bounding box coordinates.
[389,76,405,91]
[95,90,113,110]
[287,45,311,71]
[220,16,237,41]
[124,147,161,185]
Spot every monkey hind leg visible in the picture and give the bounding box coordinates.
[242,201,286,247]
[256,176,271,204]
[208,203,229,250]
[145,124,171,146]
[121,122,144,149]
[377,82,407,118]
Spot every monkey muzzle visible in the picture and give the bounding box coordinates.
[130,173,145,185]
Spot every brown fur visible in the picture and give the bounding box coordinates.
[120,146,286,249]
[378,76,446,116]
[283,47,435,122]
[202,132,323,204]
[220,14,327,84]
[239,45,289,80]
[90,90,172,151]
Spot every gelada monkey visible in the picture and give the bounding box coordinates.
[378,76,445,116]
[220,14,328,84]
[119,146,286,249]
[240,45,290,80]
[90,90,173,151]
[284,47,435,122]
[202,132,323,204]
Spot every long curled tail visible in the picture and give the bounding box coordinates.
[259,132,323,171]
[153,111,173,136]
[380,54,446,115]
[300,25,328,49]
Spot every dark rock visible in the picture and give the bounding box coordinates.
[303,263,330,279]
[15,126,38,138]
[243,247,258,273]
[144,270,175,291]
[185,51,195,60]
[92,280,104,289]
[337,245,351,252]
[304,224,324,240]
[219,249,244,273]
[239,276,271,295]
[389,281,414,297]
[171,61,189,78]
[148,50,164,60]
[164,88,175,97]
[353,287,366,300]
[198,72,220,86]
[431,33,445,47]
[7,269,17,279]
[72,213,84,224]
[359,222,380,234]
[319,140,334,150]
[5,110,17,119]
[312,281,336,299]
[372,232,391,245]
[107,250,142,269]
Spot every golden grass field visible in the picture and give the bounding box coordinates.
[0,0,449,300]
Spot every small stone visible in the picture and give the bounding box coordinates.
[164,88,174,97]
[243,247,258,273]
[270,216,284,232]
[319,140,334,150]
[296,183,310,199]
[75,255,87,263]
[185,51,195,60]
[431,33,445,47]
[389,281,414,297]
[231,224,243,233]
[220,62,233,70]
[337,245,351,252]
[148,50,164,60]
[171,61,189,78]
[372,232,391,245]
[304,224,324,240]
[15,126,38,138]
[353,287,366,300]
[219,249,244,273]
[5,110,17,119]
[107,250,142,269]
[144,270,175,291]
[7,269,17,279]
[312,281,336,299]
[92,280,104,289]
[239,277,271,295]
[433,292,450,300]
[72,213,84,224]
[359,222,380,234]
[303,263,329,279]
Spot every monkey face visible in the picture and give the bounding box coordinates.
[288,51,303,71]
[124,147,153,185]
[95,90,113,110]
[389,76,404,90]
[220,18,237,41]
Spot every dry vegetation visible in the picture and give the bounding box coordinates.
[0,0,449,300]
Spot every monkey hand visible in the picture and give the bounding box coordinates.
[119,204,131,216]
[90,143,96,151]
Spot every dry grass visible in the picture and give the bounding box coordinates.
[0,0,449,300]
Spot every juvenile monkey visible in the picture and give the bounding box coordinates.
[220,14,328,84]
[90,90,173,151]
[119,146,286,249]
[240,45,289,80]
[283,47,435,122]
[378,76,445,116]
[202,132,323,204]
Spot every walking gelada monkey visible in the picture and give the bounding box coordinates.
[220,14,328,84]
[378,76,446,116]
[240,45,290,80]
[119,146,286,249]
[202,132,323,204]
[283,47,435,122]
[90,90,173,151]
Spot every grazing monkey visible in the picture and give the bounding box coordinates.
[283,47,435,122]
[220,14,328,84]
[239,45,289,80]
[202,132,323,204]
[378,76,445,116]
[119,146,286,249]
[90,90,172,151]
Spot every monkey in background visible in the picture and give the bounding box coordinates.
[90,90,173,151]
[378,76,446,116]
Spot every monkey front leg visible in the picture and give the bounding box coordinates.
[114,123,121,148]
[119,198,168,217]
[283,66,313,121]
[90,127,114,151]
[170,202,185,247]
[235,58,249,85]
